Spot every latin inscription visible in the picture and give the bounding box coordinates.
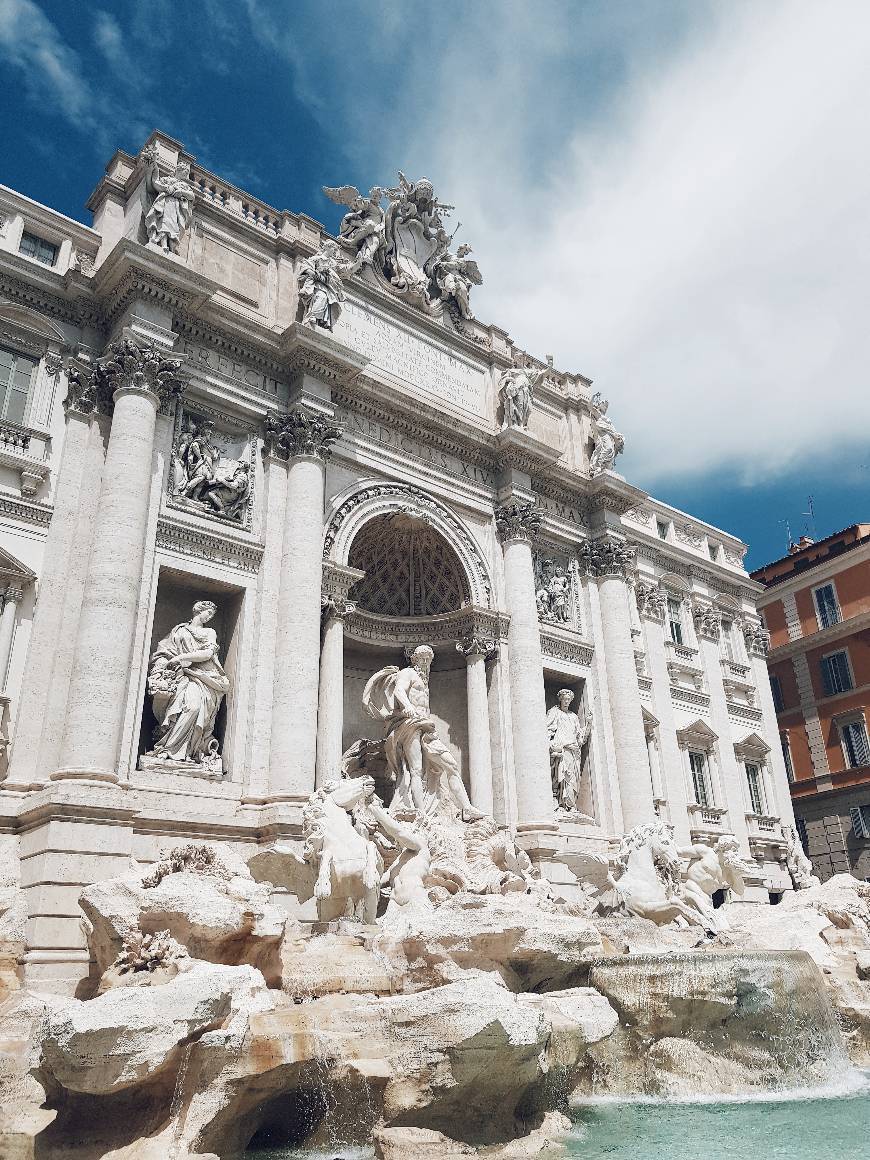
[334,299,487,415]
[534,492,586,528]
[181,340,283,395]
[333,406,496,489]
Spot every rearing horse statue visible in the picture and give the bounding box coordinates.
[302,776,382,924]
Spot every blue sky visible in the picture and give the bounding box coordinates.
[2,0,868,568]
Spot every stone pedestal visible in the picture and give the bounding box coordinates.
[580,536,655,831]
[495,503,554,830]
[457,637,497,815]
[54,340,185,783]
[267,409,341,801]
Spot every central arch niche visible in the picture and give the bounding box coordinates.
[348,512,470,618]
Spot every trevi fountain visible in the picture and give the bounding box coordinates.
[0,133,867,1157]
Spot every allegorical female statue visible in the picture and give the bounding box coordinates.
[546,689,591,817]
[141,147,196,255]
[298,240,348,331]
[146,600,230,766]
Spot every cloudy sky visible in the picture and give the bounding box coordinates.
[2,0,868,566]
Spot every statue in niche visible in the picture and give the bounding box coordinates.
[363,645,485,823]
[141,146,196,256]
[144,600,231,772]
[499,361,546,430]
[171,419,252,524]
[588,392,625,477]
[298,240,350,331]
[546,689,591,818]
[547,566,571,623]
[322,184,386,274]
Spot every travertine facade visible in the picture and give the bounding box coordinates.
[0,131,797,991]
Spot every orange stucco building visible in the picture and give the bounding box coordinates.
[752,525,870,880]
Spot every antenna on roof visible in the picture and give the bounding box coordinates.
[802,495,817,540]
[780,519,793,551]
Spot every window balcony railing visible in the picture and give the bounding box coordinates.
[721,658,752,680]
[745,812,782,837]
[688,803,729,835]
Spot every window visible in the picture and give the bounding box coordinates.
[688,750,712,807]
[745,762,766,814]
[780,732,794,782]
[840,718,870,769]
[813,583,840,629]
[820,650,852,696]
[19,230,58,267]
[850,805,870,840]
[795,817,809,852]
[0,345,37,426]
[667,597,684,645]
[770,674,784,712]
[656,520,669,540]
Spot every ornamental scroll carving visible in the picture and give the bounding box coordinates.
[692,603,722,641]
[63,338,186,418]
[263,408,342,461]
[635,580,667,622]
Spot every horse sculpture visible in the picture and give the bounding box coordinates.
[301,776,382,924]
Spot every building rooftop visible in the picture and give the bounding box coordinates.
[751,523,870,586]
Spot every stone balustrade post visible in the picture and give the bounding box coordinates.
[0,585,23,692]
[456,636,498,815]
[315,596,356,788]
[579,535,656,830]
[495,502,554,830]
[54,338,186,782]
[267,408,341,800]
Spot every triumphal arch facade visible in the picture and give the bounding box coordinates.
[0,132,798,989]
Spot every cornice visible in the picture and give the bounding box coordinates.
[0,495,53,528]
[631,538,761,601]
[155,516,263,573]
[93,238,221,328]
[767,607,870,663]
[280,322,370,388]
[754,539,870,602]
[0,258,95,330]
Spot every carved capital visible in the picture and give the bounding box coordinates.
[743,620,770,657]
[494,501,542,544]
[3,585,24,605]
[263,408,342,461]
[635,579,667,622]
[63,359,113,418]
[456,635,498,660]
[42,352,64,377]
[692,603,722,641]
[578,535,635,579]
[321,595,356,623]
[98,337,187,407]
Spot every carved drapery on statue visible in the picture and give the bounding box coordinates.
[534,550,581,628]
[499,361,548,430]
[142,600,230,777]
[170,409,254,526]
[588,392,625,477]
[297,240,350,331]
[547,690,591,819]
[141,146,196,255]
[323,173,482,324]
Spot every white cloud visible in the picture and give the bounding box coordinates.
[0,0,93,121]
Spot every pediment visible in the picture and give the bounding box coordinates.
[0,300,67,347]
[0,544,36,583]
[734,732,771,760]
[676,718,718,750]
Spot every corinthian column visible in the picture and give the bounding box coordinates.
[456,635,497,815]
[55,338,186,781]
[495,502,554,829]
[0,585,24,692]
[579,535,655,830]
[268,408,341,800]
[315,595,356,788]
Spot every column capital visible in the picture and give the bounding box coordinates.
[62,358,113,418]
[100,336,187,409]
[264,407,342,461]
[494,501,542,545]
[578,534,635,579]
[743,620,770,657]
[692,601,722,641]
[635,579,667,622]
[3,584,25,605]
[456,635,498,660]
[321,595,356,622]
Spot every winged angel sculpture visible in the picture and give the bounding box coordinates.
[323,175,483,321]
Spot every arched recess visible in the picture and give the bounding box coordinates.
[323,480,493,609]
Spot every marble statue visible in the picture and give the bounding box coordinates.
[172,421,251,523]
[363,645,484,823]
[678,835,754,932]
[301,775,383,924]
[588,392,625,477]
[141,146,196,255]
[548,567,571,623]
[429,239,483,320]
[382,172,453,302]
[144,600,230,770]
[499,362,546,430]
[298,239,349,330]
[546,690,591,817]
[783,825,821,890]
[322,184,385,274]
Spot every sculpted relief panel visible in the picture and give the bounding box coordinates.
[333,299,488,416]
[169,406,255,528]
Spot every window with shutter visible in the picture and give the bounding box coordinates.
[840,720,870,769]
[780,732,794,782]
[0,346,37,426]
[688,750,711,807]
[821,651,852,696]
[745,763,765,814]
[850,806,870,840]
[814,583,840,629]
[770,674,784,712]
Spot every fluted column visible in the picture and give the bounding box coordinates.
[579,535,656,830]
[54,339,185,782]
[457,635,497,815]
[315,596,356,788]
[268,409,341,800]
[0,585,23,692]
[495,502,554,829]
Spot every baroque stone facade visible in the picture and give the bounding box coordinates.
[0,130,798,993]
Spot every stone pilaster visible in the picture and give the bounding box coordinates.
[494,502,554,830]
[0,585,23,693]
[579,535,655,830]
[268,407,341,800]
[315,596,356,788]
[744,621,798,830]
[54,338,186,783]
[456,635,498,815]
